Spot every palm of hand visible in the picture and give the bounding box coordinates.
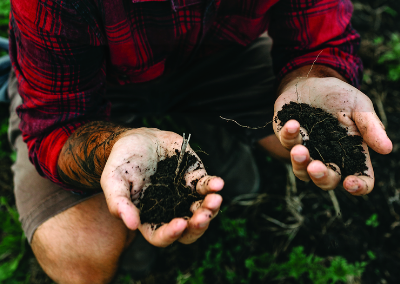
[273,77,392,195]
[101,128,223,247]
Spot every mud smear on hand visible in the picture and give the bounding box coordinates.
[276,102,367,178]
[138,150,204,229]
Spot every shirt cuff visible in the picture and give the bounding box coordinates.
[276,48,363,89]
[24,120,91,194]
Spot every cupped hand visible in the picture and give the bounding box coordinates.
[100,128,224,247]
[273,77,392,195]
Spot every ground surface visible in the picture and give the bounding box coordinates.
[0,0,400,283]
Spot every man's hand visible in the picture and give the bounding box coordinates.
[100,128,223,247]
[273,67,392,195]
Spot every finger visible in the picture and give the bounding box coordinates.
[343,175,374,196]
[290,144,311,181]
[114,195,141,230]
[353,100,392,154]
[196,176,224,195]
[101,175,141,230]
[140,218,188,247]
[181,194,222,244]
[179,207,214,244]
[307,160,341,191]
[279,120,303,149]
[190,194,222,215]
[342,142,374,195]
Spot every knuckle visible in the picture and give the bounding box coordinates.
[315,179,337,191]
[281,140,293,149]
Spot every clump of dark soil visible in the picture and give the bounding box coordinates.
[138,150,204,229]
[276,102,367,178]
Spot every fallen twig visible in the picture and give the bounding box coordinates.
[285,163,297,196]
[262,214,302,230]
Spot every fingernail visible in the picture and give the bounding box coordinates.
[347,184,359,192]
[311,172,324,179]
[209,196,222,208]
[173,220,187,236]
[293,155,306,163]
[209,178,224,190]
[287,127,297,134]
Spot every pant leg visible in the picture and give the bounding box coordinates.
[7,71,100,243]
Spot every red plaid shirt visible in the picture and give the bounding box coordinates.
[9,0,362,188]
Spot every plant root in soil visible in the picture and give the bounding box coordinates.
[138,148,204,229]
[276,102,368,178]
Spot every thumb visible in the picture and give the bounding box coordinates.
[101,175,141,230]
[278,119,303,149]
[352,100,392,154]
[110,194,141,230]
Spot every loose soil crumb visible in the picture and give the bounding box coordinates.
[276,102,367,178]
[138,150,204,229]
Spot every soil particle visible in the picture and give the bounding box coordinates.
[276,102,368,178]
[138,151,204,229]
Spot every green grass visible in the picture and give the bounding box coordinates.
[0,197,30,283]
[245,247,367,284]
[0,2,25,281]
[375,33,400,81]
[0,0,8,38]
[176,211,367,284]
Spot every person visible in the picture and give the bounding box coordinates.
[7,0,392,283]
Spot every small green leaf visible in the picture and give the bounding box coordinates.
[367,251,376,260]
[384,6,398,17]
[366,214,379,227]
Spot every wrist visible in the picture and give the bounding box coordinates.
[57,121,132,190]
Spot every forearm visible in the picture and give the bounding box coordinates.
[277,64,348,96]
[57,121,131,190]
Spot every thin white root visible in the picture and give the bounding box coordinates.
[306,50,324,78]
[295,49,324,103]
[219,116,272,129]
[220,51,324,129]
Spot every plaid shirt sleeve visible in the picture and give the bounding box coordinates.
[8,0,363,189]
[9,0,109,189]
[268,0,363,88]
